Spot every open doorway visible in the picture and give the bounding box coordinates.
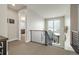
[18,9,27,42]
[19,16,26,42]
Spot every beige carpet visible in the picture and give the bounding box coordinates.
[8,34,77,55]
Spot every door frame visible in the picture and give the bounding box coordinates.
[18,13,27,42]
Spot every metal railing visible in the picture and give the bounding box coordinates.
[30,30,45,44]
[71,31,79,54]
[30,30,53,46]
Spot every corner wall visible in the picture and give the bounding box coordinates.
[64,15,74,51]
[64,5,74,51]
[0,4,8,37]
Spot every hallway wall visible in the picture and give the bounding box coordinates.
[0,4,8,37]
[7,8,19,41]
[0,4,19,41]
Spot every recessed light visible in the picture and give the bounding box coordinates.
[21,16,25,21]
[12,4,15,6]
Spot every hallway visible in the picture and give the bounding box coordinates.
[8,39,77,55]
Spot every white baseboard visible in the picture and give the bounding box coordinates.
[8,38,18,42]
[64,46,75,52]
[25,38,31,43]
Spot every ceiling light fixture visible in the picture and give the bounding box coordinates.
[21,16,25,21]
[12,4,15,6]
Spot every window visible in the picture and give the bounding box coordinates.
[54,19,60,33]
[47,20,54,31]
[47,19,60,33]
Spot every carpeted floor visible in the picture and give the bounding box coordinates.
[8,34,77,55]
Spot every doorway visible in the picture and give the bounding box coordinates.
[45,16,65,48]
[20,17,26,42]
[18,10,27,42]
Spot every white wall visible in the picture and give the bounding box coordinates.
[20,21,25,29]
[64,5,74,51]
[65,15,74,51]
[27,9,44,30]
[0,4,8,37]
[26,8,44,42]
[7,8,19,41]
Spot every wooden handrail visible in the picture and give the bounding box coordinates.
[72,30,78,33]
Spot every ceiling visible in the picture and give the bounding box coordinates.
[8,4,26,11]
[8,4,70,18]
[27,4,70,18]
